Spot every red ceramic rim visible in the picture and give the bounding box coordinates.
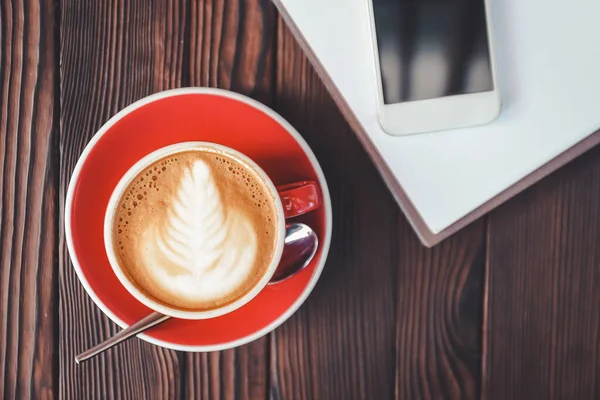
[65,88,332,351]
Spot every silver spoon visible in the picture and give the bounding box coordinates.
[76,222,318,364]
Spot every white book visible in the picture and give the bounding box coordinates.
[273,0,600,246]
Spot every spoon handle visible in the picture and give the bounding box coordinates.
[75,312,171,364]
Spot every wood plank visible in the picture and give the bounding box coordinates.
[188,0,275,104]
[484,145,600,399]
[395,221,485,399]
[0,0,58,398]
[184,341,269,400]
[59,1,187,398]
[183,1,275,398]
[270,18,397,400]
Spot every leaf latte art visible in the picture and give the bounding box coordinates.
[113,149,278,311]
[142,159,258,301]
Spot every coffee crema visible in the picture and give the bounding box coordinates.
[112,148,279,311]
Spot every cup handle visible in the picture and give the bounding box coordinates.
[277,181,321,219]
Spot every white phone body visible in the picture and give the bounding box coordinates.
[367,0,501,135]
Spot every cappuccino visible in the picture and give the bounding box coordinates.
[112,147,279,311]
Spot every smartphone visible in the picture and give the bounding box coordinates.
[368,0,501,135]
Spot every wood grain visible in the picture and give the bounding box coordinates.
[269,18,391,400]
[60,1,187,398]
[184,339,269,400]
[395,221,485,400]
[188,0,275,104]
[0,0,58,398]
[183,1,275,399]
[484,145,600,399]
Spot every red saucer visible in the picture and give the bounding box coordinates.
[65,88,332,351]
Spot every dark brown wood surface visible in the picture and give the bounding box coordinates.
[0,0,58,398]
[1,0,600,399]
[484,145,600,400]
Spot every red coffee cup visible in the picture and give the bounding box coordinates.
[103,142,322,320]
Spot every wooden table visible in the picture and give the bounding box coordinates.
[2,1,600,398]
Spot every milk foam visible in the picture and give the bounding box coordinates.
[139,160,259,302]
[113,149,279,311]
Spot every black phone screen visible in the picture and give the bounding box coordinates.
[372,0,494,104]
